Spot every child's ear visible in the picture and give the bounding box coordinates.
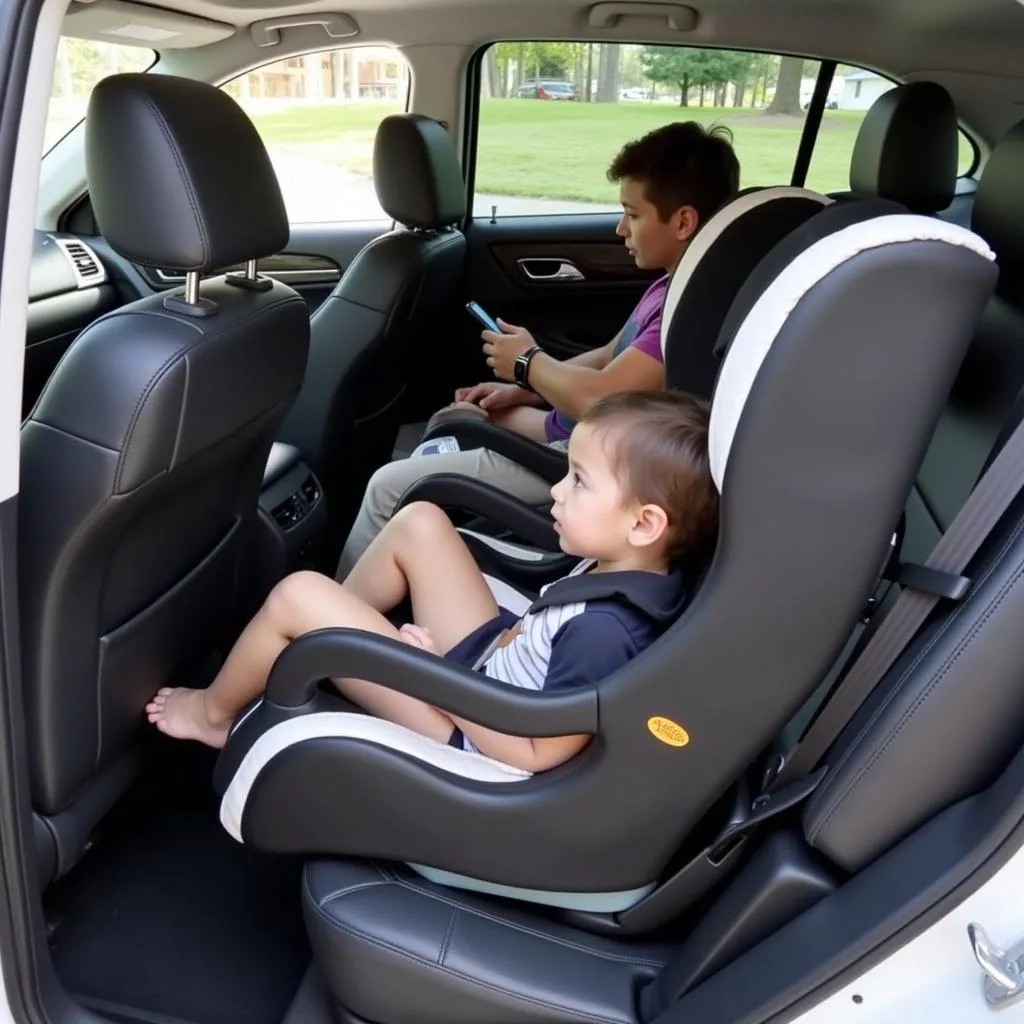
[629,504,670,549]
[673,206,700,242]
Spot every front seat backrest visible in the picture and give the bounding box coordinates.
[847,80,959,213]
[19,74,310,844]
[276,113,467,558]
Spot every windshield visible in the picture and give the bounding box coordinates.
[45,37,155,153]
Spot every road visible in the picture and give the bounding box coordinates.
[269,151,618,223]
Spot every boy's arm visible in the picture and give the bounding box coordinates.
[451,612,636,772]
[484,322,661,423]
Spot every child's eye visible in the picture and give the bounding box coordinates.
[573,472,583,488]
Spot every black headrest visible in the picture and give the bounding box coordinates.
[373,114,466,229]
[86,74,288,272]
[973,119,1024,290]
[849,81,958,213]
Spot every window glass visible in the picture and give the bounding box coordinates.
[225,47,411,223]
[474,46,978,217]
[45,38,154,152]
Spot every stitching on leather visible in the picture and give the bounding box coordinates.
[437,908,457,965]
[98,308,205,333]
[24,418,120,453]
[809,516,1024,819]
[354,864,664,968]
[316,879,388,908]
[808,522,1024,842]
[113,293,304,490]
[138,92,209,267]
[304,898,630,1024]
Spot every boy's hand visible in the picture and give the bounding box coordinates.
[454,381,539,411]
[482,320,537,382]
[398,624,442,656]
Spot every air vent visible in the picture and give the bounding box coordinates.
[52,235,108,289]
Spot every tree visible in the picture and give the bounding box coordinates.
[640,46,691,106]
[766,55,804,115]
[596,43,621,102]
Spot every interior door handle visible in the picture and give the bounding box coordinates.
[517,258,586,282]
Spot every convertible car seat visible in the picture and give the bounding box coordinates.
[19,74,310,885]
[214,200,995,927]
[275,113,468,561]
[407,185,832,589]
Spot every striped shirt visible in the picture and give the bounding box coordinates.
[455,560,690,753]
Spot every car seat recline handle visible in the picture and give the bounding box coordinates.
[264,628,599,735]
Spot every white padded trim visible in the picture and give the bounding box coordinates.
[481,573,533,615]
[660,186,832,357]
[459,527,546,562]
[709,215,997,490]
[219,711,531,842]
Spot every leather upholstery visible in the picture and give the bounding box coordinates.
[86,74,288,271]
[276,115,466,556]
[803,118,1024,872]
[303,858,669,1024]
[849,81,958,213]
[21,75,309,857]
[972,119,1024,289]
[374,113,466,228]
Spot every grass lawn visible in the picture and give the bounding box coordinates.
[250,98,975,204]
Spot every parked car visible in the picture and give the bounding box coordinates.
[516,79,579,100]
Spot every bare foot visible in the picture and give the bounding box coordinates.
[145,687,230,749]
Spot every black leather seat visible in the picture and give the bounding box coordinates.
[19,73,310,885]
[275,113,467,561]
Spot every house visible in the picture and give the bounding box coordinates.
[839,68,894,110]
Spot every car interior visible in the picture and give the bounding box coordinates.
[5,0,1024,1022]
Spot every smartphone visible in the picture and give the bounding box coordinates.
[466,300,501,333]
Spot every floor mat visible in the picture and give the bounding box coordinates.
[45,737,310,1024]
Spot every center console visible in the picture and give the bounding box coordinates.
[256,442,328,584]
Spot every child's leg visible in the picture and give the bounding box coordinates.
[148,503,502,748]
[146,571,459,748]
[344,501,501,653]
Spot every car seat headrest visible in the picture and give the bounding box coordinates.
[661,186,832,398]
[374,114,466,229]
[973,118,1024,293]
[85,74,289,272]
[708,200,996,491]
[849,81,959,213]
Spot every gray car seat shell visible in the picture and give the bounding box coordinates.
[213,203,995,908]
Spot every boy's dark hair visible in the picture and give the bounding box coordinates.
[607,121,740,226]
[581,389,719,561]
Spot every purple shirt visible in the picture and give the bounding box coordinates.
[544,275,668,442]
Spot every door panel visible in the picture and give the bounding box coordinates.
[457,214,659,381]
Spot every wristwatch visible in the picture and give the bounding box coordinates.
[513,345,541,391]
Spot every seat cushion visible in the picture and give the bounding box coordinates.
[303,858,670,1024]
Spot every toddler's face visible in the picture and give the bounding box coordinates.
[549,424,638,561]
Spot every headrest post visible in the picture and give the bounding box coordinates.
[184,271,200,306]
[226,257,274,293]
[245,259,257,279]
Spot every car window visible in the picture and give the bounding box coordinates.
[224,46,411,224]
[473,44,980,218]
[45,37,155,153]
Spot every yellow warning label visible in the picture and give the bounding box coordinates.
[647,717,690,748]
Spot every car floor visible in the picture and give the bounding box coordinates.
[43,735,311,1024]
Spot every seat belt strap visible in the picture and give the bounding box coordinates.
[769,412,1024,792]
